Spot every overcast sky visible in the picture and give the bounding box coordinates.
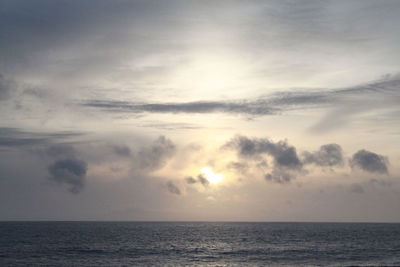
[1,0,400,222]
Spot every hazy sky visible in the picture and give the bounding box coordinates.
[1,0,400,222]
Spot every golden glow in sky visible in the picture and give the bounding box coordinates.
[201,167,224,184]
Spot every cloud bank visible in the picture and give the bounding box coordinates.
[224,135,390,184]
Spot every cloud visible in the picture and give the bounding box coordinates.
[0,127,84,149]
[224,135,302,170]
[350,149,389,174]
[138,122,202,131]
[83,100,278,116]
[133,136,176,172]
[197,175,209,187]
[185,176,197,184]
[81,75,400,124]
[224,135,302,183]
[302,143,344,167]
[223,135,393,184]
[185,174,209,187]
[48,158,87,194]
[265,168,294,184]
[166,181,181,195]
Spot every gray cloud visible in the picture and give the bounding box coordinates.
[138,122,202,131]
[265,168,294,184]
[197,175,209,187]
[185,176,197,184]
[224,136,382,183]
[350,149,389,174]
[166,181,181,195]
[48,158,87,194]
[0,127,84,149]
[224,135,302,170]
[302,143,344,167]
[224,135,302,183]
[185,174,209,187]
[82,75,400,122]
[83,100,278,116]
[134,136,176,172]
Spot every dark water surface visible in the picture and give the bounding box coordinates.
[1,222,400,266]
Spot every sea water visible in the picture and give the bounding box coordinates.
[1,222,400,266]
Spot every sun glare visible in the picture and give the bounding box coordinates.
[201,167,224,184]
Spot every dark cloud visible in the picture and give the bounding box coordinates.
[224,135,302,170]
[134,136,176,172]
[166,181,181,195]
[302,144,344,167]
[265,168,294,184]
[197,174,209,187]
[83,100,278,116]
[350,149,389,174]
[185,174,209,187]
[0,127,84,148]
[224,135,302,183]
[185,176,197,184]
[48,158,87,194]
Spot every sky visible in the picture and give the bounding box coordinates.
[1,0,400,222]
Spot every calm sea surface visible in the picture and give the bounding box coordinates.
[1,222,400,266]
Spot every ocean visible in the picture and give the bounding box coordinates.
[1,222,399,266]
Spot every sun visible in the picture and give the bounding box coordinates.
[201,167,224,184]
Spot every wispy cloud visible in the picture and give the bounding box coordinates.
[0,127,84,148]
[83,100,278,116]
[82,76,400,125]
